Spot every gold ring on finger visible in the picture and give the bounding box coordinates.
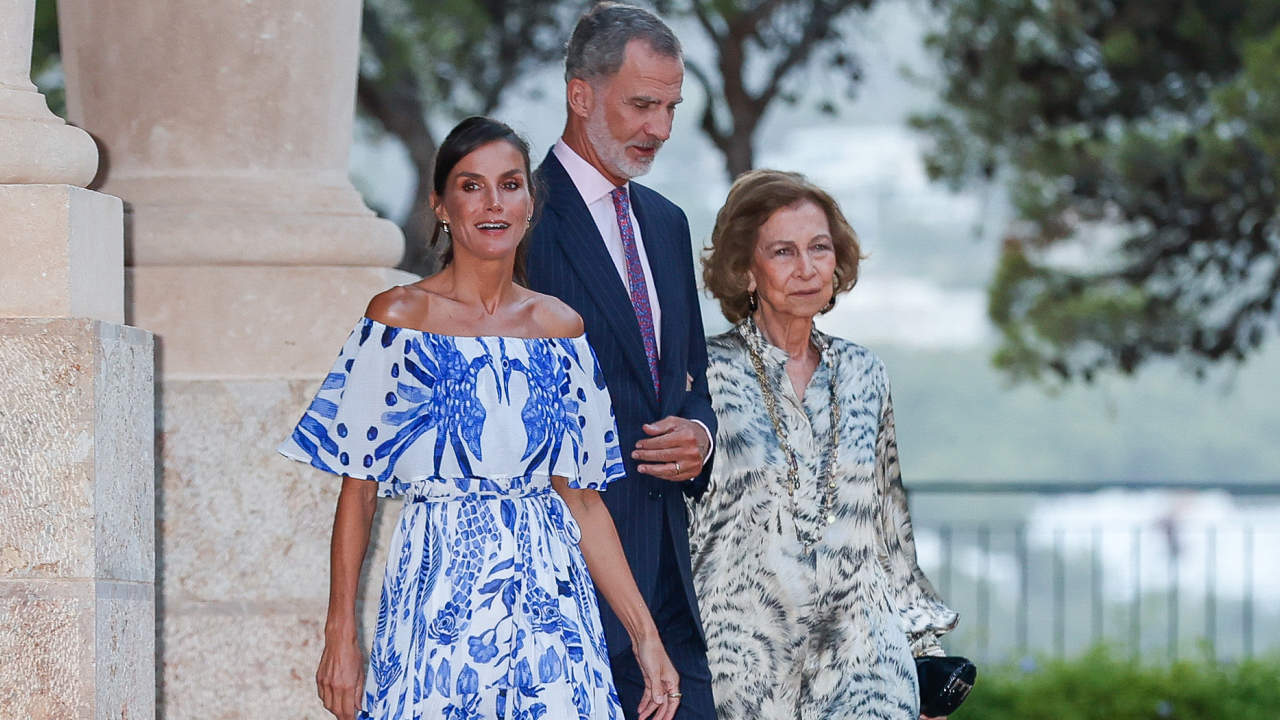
[674,461,681,474]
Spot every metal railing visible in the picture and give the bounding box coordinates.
[906,480,1280,664]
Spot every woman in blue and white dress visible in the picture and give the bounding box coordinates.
[279,117,682,720]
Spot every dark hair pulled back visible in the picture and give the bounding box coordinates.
[429,116,539,285]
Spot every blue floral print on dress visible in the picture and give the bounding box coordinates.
[280,318,626,719]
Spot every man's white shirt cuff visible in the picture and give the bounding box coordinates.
[691,419,715,466]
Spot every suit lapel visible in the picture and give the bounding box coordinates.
[539,151,659,406]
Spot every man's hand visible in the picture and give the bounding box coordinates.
[632,416,711,482]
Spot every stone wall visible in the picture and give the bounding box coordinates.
[154,378,402,718]
[53,0,414,714]
[0,319,155,719]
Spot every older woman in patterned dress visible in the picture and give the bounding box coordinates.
[689,169,959,720]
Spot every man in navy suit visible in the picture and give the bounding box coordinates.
[526,4,717,718]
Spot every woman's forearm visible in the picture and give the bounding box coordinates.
[553,480,658,646]
[325,476,379,642]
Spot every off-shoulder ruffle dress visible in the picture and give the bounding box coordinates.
[279,318,627,720]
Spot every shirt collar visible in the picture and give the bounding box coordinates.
[553,138,626,207]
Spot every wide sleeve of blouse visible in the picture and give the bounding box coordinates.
[873,360,960,657]
[561,335,627,491]
[277,319,419,497]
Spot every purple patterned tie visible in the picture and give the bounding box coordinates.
[610,186,660,394]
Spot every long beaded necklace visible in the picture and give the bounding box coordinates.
[741,318,841,555]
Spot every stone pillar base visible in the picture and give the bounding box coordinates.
[0,185,124,324]
[0,580,153,720]
[0,108,99,185]
[0,318,155,720]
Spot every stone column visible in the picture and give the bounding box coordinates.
[0,2,156,719]
[0,319,155,720]
[56,0,413,716]
[0,0,116,321]
[57,0,410,374]
[0,0,96,186]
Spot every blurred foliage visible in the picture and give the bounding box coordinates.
[914,1,1280,383]
[31,0,63,117]
[654,0,878,178]
[957,646,1280,719]
[358,0,573,274]
[360,0,568,118]
[354,0,892,268]
[29,0,887,274]
[878,341,1280,481]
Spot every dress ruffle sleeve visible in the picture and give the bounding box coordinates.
[277,319,423,497]
[874,367,960,657]
[556,335,627,491]
[277,320,626,498]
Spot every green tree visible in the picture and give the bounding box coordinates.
[914,1,1280,382]
[656,0,877,178]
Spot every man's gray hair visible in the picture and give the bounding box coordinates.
[565,2,682,83]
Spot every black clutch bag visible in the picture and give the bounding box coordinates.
[915,656,977,717]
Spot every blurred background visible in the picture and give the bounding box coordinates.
[30,0,1280,715]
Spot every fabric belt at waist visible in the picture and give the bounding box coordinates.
[409,486,555,503]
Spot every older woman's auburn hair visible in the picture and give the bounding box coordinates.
[703,169,863,323]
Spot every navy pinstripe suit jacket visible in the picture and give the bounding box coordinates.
[526,148,717,657]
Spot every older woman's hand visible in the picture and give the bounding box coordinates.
[632,416,711,482]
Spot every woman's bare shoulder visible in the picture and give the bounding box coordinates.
[525,291,585,338]
[364,284,431,328]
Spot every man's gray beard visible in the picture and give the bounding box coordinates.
[585,105,658,180]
